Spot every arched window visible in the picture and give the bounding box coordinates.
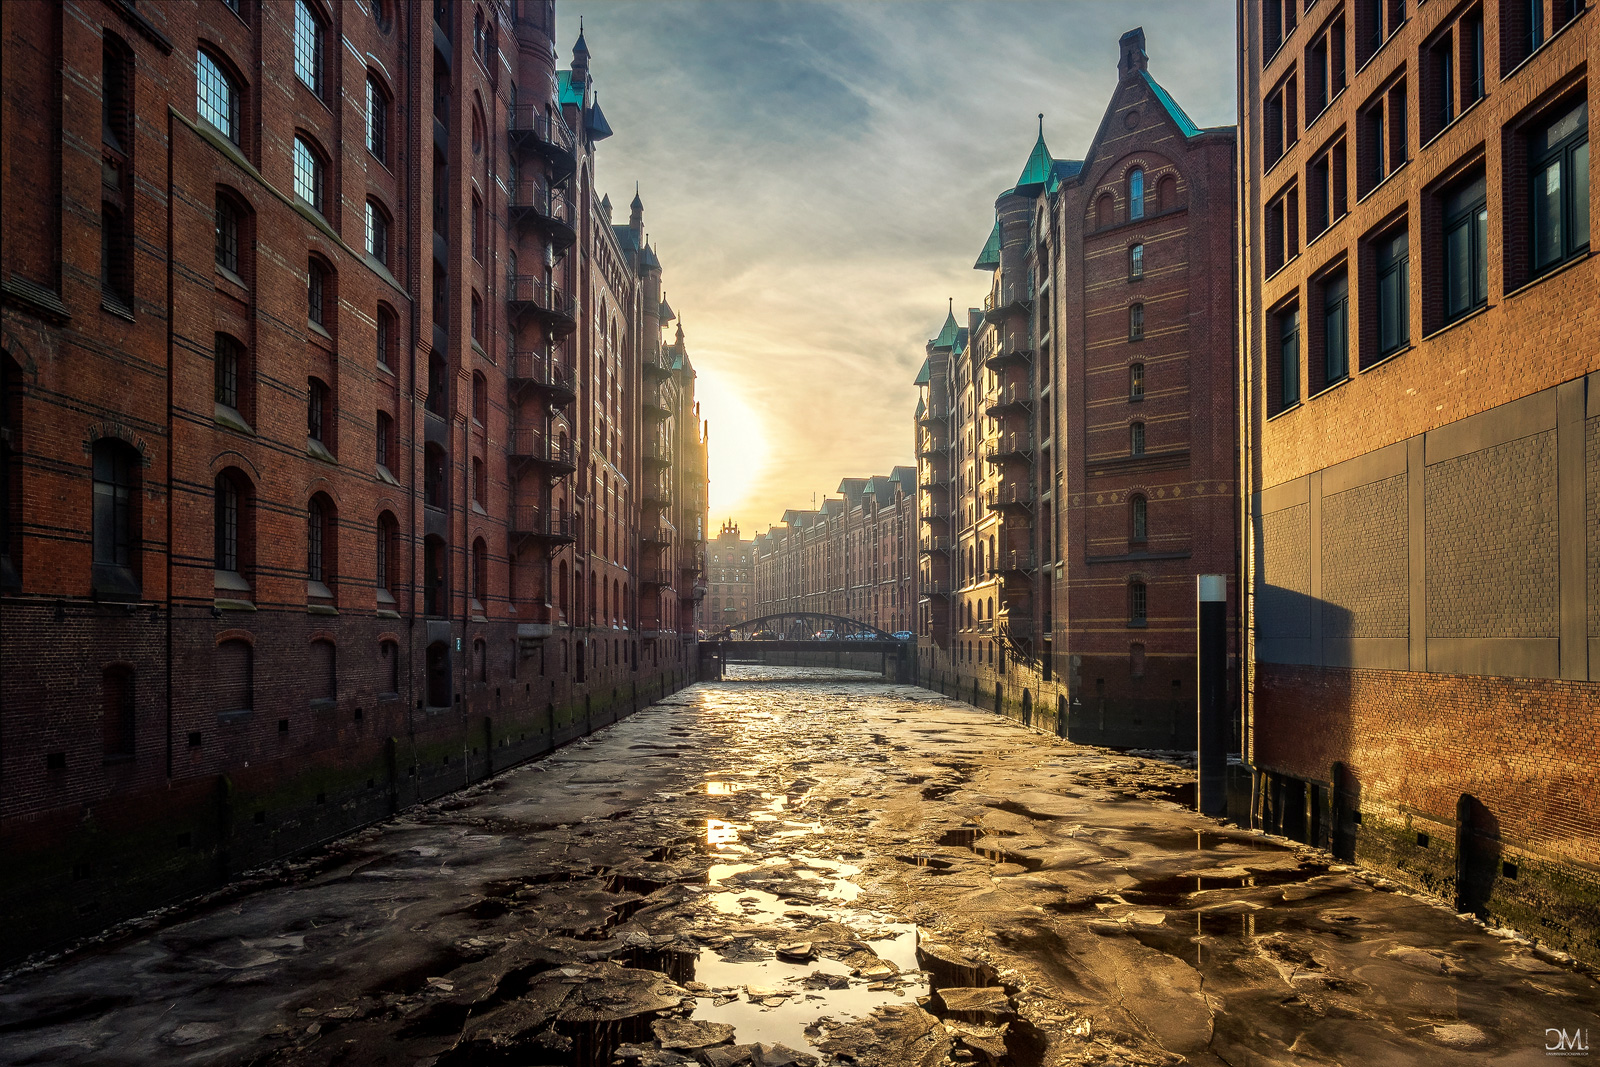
[423,535,447,616]
[307,493,336,589]
[1157,174,1178,212]
[307,376,330,445]
[366,73,390,164]
[1129,302,1145,340]
[310,638,336,702]
[365,199,390,264]
[215,192,243,276]
[1130,495,1148,542]
[1129,242,1144,279]
[471,537,487,605]
[1130,421,1146,456]
[472,105,485,156]
[91,439,141,597]
[1129,167,1145,220]
[1129,362,1145,401]
[424,443,447,508]
[294,0,326,99]
[102,664,136,759]
[376,304,397,369]
[1129,580,1148,624]
[425,640,450,707]
[216,638,253,714]
[196,50,240,143]
[214,469,252,579]
[613,578,621,624]
[380,639,400,696]
[293,135,325,212]
[376,411,393,472]
[307,257,329,326]
[214,332,246,414]
[1096,193,1113,229]
[376,511,398,596]
[471,290,484,342]
[426,352,449,416]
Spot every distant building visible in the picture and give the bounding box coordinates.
[753,471,918,635]
[706,520,754,629]
[1239,0,1599,961]
[0,0,706,962]
[916,28,1238,742]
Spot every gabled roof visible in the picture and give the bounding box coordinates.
[612,224,640,254]
[1141,71,1201,138]
[1049,159,1084,194]
[973,218,1001,271]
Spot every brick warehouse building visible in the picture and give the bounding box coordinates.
[915,29,1239,744]
[0,0,708,961]
[1239,0,1600,961]
[752,471,918,636]
[704,519,753,632]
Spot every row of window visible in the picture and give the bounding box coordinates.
[1270,94,1588,412]
[1093,167,1183,229]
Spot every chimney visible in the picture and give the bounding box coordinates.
[1118,27,1147,81]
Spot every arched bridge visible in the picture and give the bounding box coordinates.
[697,612,913,682]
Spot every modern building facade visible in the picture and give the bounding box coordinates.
[1239,0,1599,962]
[753,470,918,635]
[0,0,707,961]
[917,28,1239,744]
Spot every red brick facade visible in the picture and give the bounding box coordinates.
[0,0,707,962]
[915,29,1239,746]
[1240,0,1600,961]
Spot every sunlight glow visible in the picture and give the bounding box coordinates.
[692,370,770,524]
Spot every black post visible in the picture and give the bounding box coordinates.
[1197,575,1228,815]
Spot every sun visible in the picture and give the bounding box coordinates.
[691,371,768,525]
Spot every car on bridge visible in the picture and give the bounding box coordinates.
[751,630,778,641]
[814,630,836,641]
[893,631,914,641]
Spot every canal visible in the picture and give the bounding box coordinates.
[2,667,1595,1066]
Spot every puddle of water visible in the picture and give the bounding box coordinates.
[1123,864,1328,907]
[706,781,745,795]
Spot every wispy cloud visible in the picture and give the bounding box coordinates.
[564,0,1238,532]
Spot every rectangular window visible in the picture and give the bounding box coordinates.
[1279,306,1300,411]
[215,334,240,408]
[1375,228,1410,358]
[1323,270,1350,384]
[366,77,388,163]
[377,309,392,369]
[293,137,322,212]
[1466,12,1485,105]
[1443,173,1488,321]
[215,196,240,274]
[1128,303,1144,340]
[308,379,327,442]
[308,263,325,325]
[1531,98,1590,276]
[1129,243,1144,279]
[376,412,391,470]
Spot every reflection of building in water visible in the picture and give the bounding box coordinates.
[705,519,754,627]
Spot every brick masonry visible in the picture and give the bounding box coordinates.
[0,0,708,963]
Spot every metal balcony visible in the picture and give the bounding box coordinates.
[641,525,673,548]
[999,616,1037,644]
[506,276,576,333]
[506,181,576,253]
[920,536,952,555]
[985,483,1034,512]
[642,475,671,509]
[985,344,1034,371]
[921,580,952,597]
[509,505,576,545]
[985,431,1034,465]
[643,382,671,420]
[643,438,672,469]
[919,503,950,524]
[990,550,1037,576]
[508,349,576,404]
[507,428,576,475]
[983,277,1034,324]
[506,106,577,178]
[984,381,1033,418]
[643,350,672,381]
[637,567,674,588]
[917,402,951,426]
[917,431,949,458]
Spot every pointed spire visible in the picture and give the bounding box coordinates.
[573,17,589,56]
[631,181,643,211]
[933,300,960,349]
[1014,117,1053,190]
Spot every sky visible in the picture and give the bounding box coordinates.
[563,0,1238,535]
